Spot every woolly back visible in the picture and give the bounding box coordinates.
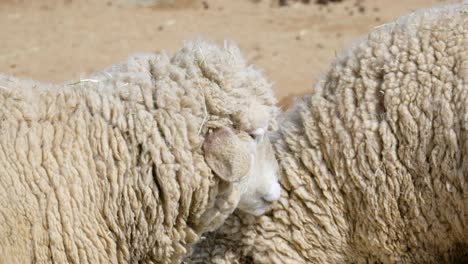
[274,3,468,263]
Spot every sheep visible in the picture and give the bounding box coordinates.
[0,39,281,263]
[186,4,468,264]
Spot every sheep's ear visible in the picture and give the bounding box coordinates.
[203,127,252,182]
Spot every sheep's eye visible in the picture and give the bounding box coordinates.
[249,128,265,141]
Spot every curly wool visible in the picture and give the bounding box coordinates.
[0,40,278,263]
[187,4,468,264]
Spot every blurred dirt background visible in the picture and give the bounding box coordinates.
[0,0,460,108]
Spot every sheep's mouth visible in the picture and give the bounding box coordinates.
[238,200,274,216]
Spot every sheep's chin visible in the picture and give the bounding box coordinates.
[251,207,269,216]
[238,204,272,216]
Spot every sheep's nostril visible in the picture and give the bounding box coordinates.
[262,182,281,202]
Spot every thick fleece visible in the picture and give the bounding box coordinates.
[0,40,278,263]
[187,4,468,264]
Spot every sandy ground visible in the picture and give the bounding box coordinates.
[0,0,459,108]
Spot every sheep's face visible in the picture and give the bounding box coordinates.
[203,127,280,218]
[237,134,281,216]
[204,127,280,218]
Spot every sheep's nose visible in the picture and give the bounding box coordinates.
[262,182,281,202]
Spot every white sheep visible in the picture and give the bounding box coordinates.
[0,39,281,263]
[186,4,468,264]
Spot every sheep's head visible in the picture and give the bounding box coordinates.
[170,40,279,231]
[200,126,280,231]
